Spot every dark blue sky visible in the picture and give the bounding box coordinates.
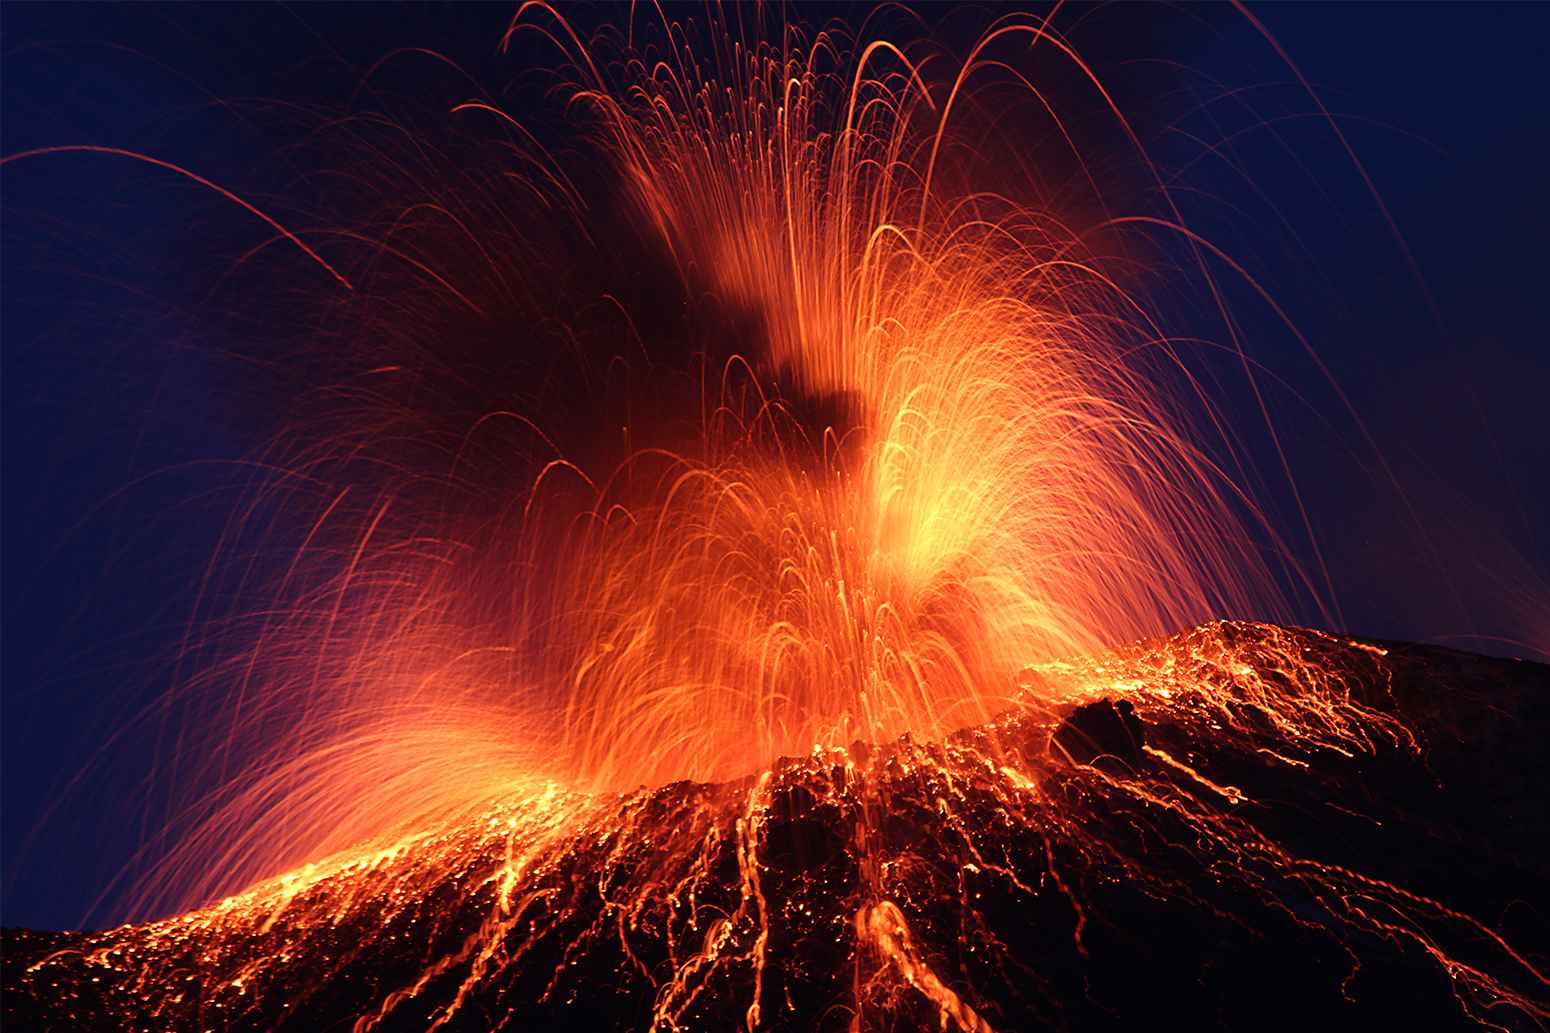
[4,3,1546,931]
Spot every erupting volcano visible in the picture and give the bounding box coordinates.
[4,4,1546,1031]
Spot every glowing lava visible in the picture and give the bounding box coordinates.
[10,5,1319,919]
[4,6,1547,1033]
[6,624,1546,1030]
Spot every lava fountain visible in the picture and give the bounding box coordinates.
[3,5,1546,1032]
[69,3,1292,907]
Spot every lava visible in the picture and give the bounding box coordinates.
[3,5,1547,1031]
[24,3,1305,912]
[6,624,1547,1030]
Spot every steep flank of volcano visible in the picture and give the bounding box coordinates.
[5,622,1547,1032]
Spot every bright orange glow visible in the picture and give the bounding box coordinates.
[24,623,1545,1032]
[123,7,1305,920]
[8,9,1546,1032]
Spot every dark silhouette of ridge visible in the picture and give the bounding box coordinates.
[5,622,1547,1031]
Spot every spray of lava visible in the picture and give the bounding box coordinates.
[91,5,1304,914]
[6,6,1545,1032]
[539,13,1289,789]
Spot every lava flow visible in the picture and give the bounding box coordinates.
[5,623,1547,1030]
[3,5,1547,1032]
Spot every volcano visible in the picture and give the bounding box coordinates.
[5,622,1546,1032]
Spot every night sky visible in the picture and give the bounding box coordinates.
[4,3,1546,932]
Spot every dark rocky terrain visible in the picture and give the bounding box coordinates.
[5,622,1547,1031]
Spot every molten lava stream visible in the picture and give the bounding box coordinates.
[8,625,1547,1032]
